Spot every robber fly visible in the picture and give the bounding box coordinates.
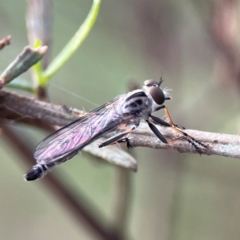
[24,79,207,181]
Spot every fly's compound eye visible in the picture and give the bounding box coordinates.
[149,86,165,105]
[144,79,159,87]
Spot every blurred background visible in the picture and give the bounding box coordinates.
[1,0,240,239]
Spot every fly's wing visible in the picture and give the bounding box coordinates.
[34,97,129,165]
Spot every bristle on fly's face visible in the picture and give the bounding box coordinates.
[163,87,172,100]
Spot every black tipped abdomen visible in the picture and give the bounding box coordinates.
[24,164,48,181]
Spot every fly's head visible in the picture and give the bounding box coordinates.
[143,78,171,112]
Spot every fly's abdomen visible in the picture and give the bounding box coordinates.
[25,150,79,181]
[24,164,48,181]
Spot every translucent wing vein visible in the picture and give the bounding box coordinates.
[34,99,132,164]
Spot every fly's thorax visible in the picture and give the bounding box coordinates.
[116,89,152,118]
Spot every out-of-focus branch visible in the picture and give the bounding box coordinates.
[26,0,52,69]
[210,0,240,88]
[1,124,124,240]
[26,0,53,101]
[1,89,240,160]
[0,35,11,50]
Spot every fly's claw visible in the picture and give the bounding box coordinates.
[125,138,133,149]
[174,124,185,130]
[180,134,208,155]
[195,140,209,155]
[117,137,133,149]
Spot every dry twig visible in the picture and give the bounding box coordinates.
[0,89,239,160]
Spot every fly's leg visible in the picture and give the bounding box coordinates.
[166,136,205,154]
[99,125,136,148]
[165,112,207,152]
[153,106,185,129]
[146,120,168,143]
[163,106,208,148]
[102,119,169,148]
[150,115,170,127]
[151,106,208,153]
[149,115,186,129]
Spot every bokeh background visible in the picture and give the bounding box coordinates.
[1,0,240,239]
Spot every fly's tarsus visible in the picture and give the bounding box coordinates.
[154,106,208,154]
[173,124,185,130]
[168,127,208,154]
[149,113,207,153]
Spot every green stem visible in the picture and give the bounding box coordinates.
[40,0,101,85]
[7,79,35,93]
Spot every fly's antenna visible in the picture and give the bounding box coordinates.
[158,76,164,87]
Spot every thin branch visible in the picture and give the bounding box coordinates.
[0,89,79,125]
[0,89,239,160]
[129,124,240,159]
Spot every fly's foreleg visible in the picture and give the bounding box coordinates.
[99,125,136,148]
[150,114,170,127]
[151,106,208,153]
[150,108,184,129]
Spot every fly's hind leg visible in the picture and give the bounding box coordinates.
[99,125,136,148]
[163,106,208,150]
